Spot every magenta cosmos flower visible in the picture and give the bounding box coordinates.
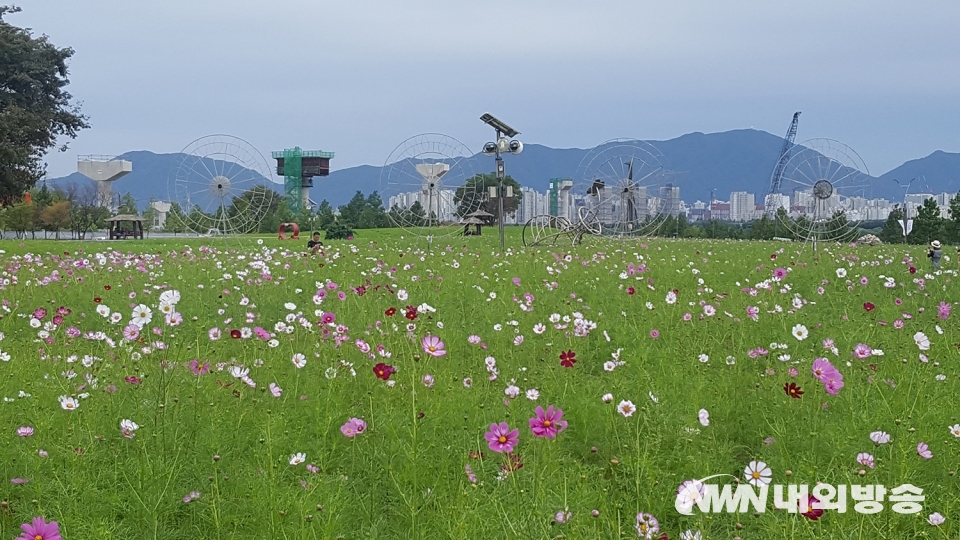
[529,405,568,439]
[853,343,872,359]
[340,418,367,438]
[421,334,447,357]
[18,516,61,540]
[484,422,519,453]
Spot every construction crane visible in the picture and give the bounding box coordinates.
[765,112,800,216]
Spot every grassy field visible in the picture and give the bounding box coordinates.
[0,229,957,539]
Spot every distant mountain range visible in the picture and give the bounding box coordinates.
[47,129,960,211]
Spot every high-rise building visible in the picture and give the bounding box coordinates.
[658,184,681,217]
[729,191,756,222]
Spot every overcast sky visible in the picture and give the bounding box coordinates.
[14,0,960,180]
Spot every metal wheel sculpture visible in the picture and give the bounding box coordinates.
[522,206,602,247]
[170,134,276,235]
[573,138,672,237]
[380,133,483,239]
[521,139,672,247]
[774,138,871,245]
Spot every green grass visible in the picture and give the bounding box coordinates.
[0,231,957,539]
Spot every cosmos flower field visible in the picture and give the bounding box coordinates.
[0,232,957,539]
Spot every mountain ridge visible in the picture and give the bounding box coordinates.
[46,130,960,210]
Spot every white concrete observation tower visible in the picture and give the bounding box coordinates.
[415,162,450,226]
[77,155,133,210]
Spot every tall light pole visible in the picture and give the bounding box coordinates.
[481,114,523,253]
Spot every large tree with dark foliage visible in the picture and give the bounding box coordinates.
[0,6,89,201]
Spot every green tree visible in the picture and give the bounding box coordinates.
[337,191,367,228]
[910,197,944,245]
[5,200,34,238]
[947,192,960,243]
[65,182,108,239]
[879,207,906,244]
[118,192,138,215]
[0,6,89,201]
[316,200,336,229]
[454,174,523,225]
[164,202,188,234]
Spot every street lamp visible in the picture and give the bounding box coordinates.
[480,113,523,253]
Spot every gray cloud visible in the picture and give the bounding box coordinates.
[16,0,960,180]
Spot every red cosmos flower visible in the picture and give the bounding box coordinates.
[863,302,875,311]
[373,363,396,380]
[104,285,111,290]
[770,253,777,259]
[230,329,241,339]
[355,286,367,296]
[385,307,397,316]
[125,376,142,385]
[909,266,916,274]
[405,306,418,321]
[800,495,824,520]
[559,350,577,368]
[626,287,636,295]
[94,297,102,303]
[783,382,804,398]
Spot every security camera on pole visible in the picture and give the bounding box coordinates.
[480,113,523,253]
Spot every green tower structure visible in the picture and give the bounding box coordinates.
[272,148,335,214]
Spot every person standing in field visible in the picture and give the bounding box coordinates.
[927,240,942,270]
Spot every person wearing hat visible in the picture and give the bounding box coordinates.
[927,240,942,270]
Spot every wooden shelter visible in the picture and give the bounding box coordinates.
[106,214,145,240]
[460,216,485,236]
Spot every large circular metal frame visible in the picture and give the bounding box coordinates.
[776,138,871,243]
[379,133,483,238]
[573,138,672,238]
[170,134,275,235]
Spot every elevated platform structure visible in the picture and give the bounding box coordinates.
[78,155,133,210]
[272,149,334,213]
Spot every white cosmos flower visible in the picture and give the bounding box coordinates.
[698,409,710,427]
[791,324,808,340]
[533,323,546,334]
[698,354,709,363]
[289,452,306,466]
[744,460,772,487]
[96,305,111,318]
[836,268,847,278]
[649,391,659,403]
[110,312,123,324]
[914,331,931,351]
[159,290,181,305]
[268,339,280,348]
[617,400,636,417]
[29,318,41,328]
[949,424,960,438]
[870,431,891,444]
[59,395,79,411]
[525,388,539,400]
[229,366,249,379]
[120,419,140,438]
[602,393,614,403]
[284,302,297,310]
[131,304,153,327]
[291,353,307,369]
[396,289,408,301]
[603,361,617,371]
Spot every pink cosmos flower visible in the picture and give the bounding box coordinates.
[529,405,568,439]
[853,343,872,359]
[341,418,367,438]
[122,324,140,341]
[421,335,447,357]
[17,517,61,540]
[422,374,435,388]
[773,268,787,280]
[189,359,210,376]
[917,442,933,459]
[649,329,660,339]
[811,358,836,382]
[269,383,282,397]
[17,426,34,437]
[320,312,336,325]
[484,422,519,453]
[857,452,875,468]
[746,306,759,320]
[938,302,951,320]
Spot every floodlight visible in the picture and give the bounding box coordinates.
[483,142,498,156]
[480,113,519,138]
[509,140,523,155]
[497,137,511,153]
